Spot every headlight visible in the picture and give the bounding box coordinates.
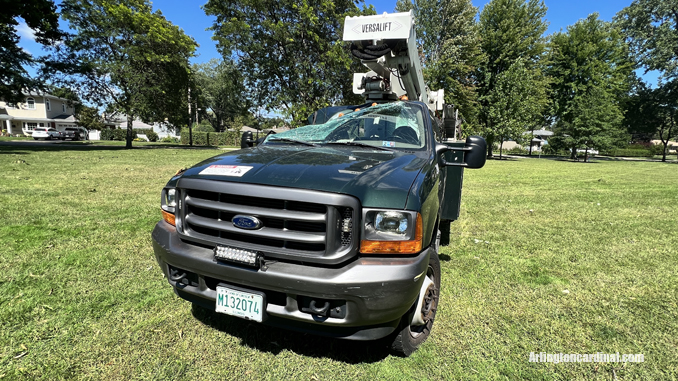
[361,209,423,254]
[161,188,177,226]
[166,188,176,207]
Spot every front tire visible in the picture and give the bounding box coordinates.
[390,246,441,356]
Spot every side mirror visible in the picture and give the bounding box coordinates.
[464,136,487,169]
[438,135,487,169]
[240,131,253,148]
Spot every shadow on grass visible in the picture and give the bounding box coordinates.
[190,304,392,363]
[438,253,451,261]
[487,156,520,161]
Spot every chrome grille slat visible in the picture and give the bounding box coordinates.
[175,178,360,265]
[185,214,326,244]
[185,196,326,223]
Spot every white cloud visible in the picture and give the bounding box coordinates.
[16,21,37,43]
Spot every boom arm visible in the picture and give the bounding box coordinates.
[343,11,444,112]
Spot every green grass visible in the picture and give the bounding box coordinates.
[0,137,32,141]
[0,147,676,380]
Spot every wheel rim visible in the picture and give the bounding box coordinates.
[409,266,438,338]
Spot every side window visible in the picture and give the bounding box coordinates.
[46,99,51,111]
[26,97,35,109]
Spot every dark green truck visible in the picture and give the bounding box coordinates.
[152,100,485,355]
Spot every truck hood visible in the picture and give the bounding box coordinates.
[179,145,428,208]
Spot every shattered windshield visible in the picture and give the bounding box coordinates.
[265,102,427,150]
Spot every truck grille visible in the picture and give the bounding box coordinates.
[175,178,360,265]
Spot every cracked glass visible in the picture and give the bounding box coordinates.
[264,102,427,150]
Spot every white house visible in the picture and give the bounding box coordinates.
[0,92,79,136]
[101,113,179,139]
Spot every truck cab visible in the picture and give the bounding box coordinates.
[151,11,486,356]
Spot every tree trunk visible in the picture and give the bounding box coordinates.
[570,144,577,160]
[662,141,667,162]
[499,138,504,160]
[486,136,494,158]
[126,114,133,149]
[584,147,588,163]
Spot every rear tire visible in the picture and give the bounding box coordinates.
[390,247,441,357]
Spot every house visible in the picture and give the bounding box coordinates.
[0,92,79,136]
[99,113,179,139]
[523,129,553,152]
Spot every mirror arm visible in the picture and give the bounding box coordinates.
[437,144,470,167]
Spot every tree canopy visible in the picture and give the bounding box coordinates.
[476,0,549,156]
[203,0,374,126]
[192,59,248,132]
[0,0,63,103]
[395,0,484,127]
[549,14,633,158]
[616,0,678,81]
[54,0,197,147]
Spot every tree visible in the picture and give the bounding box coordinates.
[0,0,63,103]
[625,82,677,162]
[76,106,105,131]
[476,0,549,157]
[616,0,678,81]
[395,0,484,127]
[193,59,248,132]
[203,0,374,126]
[486,58,548,158]
[549,14,633,160]
[53,0,197,148]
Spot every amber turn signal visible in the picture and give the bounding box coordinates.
[360,213,423,254]
[162,210,176,226]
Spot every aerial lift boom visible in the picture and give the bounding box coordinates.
[343,11,445,114]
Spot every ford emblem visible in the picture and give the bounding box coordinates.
[232,215,262,230]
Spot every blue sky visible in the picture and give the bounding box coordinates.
[17,0,654,83]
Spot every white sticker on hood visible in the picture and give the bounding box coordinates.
[199,165,253,177]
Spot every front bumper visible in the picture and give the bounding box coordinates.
[152,220,431,340]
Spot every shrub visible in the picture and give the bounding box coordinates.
[600,148,653,157]
[101,128,136,141]
[194,123,215,133]
[179,130,241,146]
[160,136,180,143]
[145,131,159,142]
[504,147,529,155]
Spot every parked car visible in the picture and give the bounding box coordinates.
[60,127,86,141]
[32,127,61,140]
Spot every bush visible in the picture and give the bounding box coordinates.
[600,148,654,157]
[145,131,158,142]
[160,136,180,143]
[194,123,215,133]
[179,130,241,146]
[101,128,136,141]
[504,147,529,155]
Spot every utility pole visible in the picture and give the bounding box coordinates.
[188,87,193,146]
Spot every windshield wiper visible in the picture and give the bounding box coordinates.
[324,141,394,151]
[267,137,318,147]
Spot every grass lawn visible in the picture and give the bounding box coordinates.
[0,147,676,380]
[0,137,32,141]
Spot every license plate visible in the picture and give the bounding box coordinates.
[215,286,264,322]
